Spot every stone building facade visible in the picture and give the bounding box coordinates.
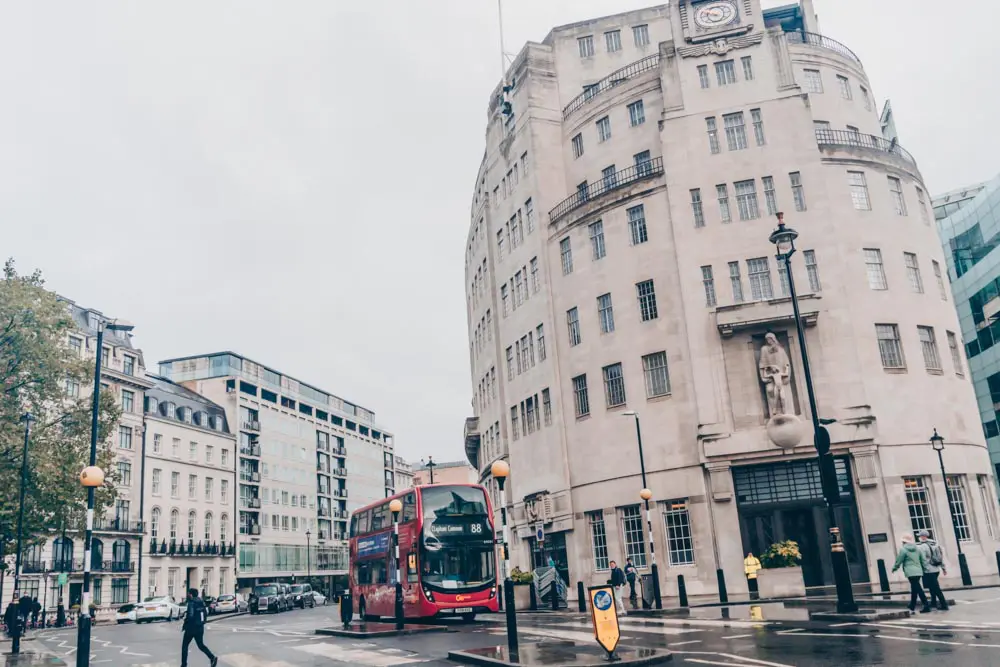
[464,0,999,598]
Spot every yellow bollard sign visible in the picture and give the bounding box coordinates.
[588,585,620,656]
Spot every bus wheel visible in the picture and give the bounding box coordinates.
[462,613,477,623]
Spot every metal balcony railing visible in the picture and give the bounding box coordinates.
[93,517,144,534]
[148,538,236,556]
[241,420,261,432]
[93,560,136,573]
[549,157,664,223]
[786,30,862,66]
[331,446,346,456]
[815,129,917,169]
[563,53,661,117]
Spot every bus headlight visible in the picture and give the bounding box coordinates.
[422,587,435,602]
[488,588,496,600]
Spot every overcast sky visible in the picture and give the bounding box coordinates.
[2,1,996,464]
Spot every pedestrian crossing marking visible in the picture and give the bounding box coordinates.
[292,642,431,666]
[523,619,699,636]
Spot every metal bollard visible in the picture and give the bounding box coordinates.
[340,591,352,629]
[677,574,689,608]
[551,582,559,611]
[529,583,538,611]
[958,552,973,587]
[877,559,890,594]
[503,579,519,660]
[577,582,586,612]
[716,568,729,605]
[995,551,1000,578]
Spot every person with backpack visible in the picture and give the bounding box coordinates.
[623,558,638,607]
[180,588,218,667]
[916,529,949,610]
[892,533,931,613]
[608,560,627,615]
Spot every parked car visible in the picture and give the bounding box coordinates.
[204,597,218,615]
[215,594,248,614]
[135,596,185,623]
[115,603,137,624]
[312,592,327,606]
[278,584,293,611]
[250,584,286,614]
[289,584,315,609]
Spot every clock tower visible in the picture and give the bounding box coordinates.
[673,0,764,58]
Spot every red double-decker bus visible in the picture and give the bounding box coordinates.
[349,483,499,621]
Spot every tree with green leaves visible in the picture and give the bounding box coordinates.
[0,259,121,558]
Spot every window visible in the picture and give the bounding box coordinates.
[863,249,887,290]
[205,445,213,464]
[706,117,720,154]
[605,30,622,53]
[501,284,510,318]
[560,238,573,275]
[876,324,905,369]
[119,426,133,450]
[152,469,161,495]
[761,176,778,216]
[112,579,128,605]
[904,477,935,538]
[947,331,963,374]
[171,472,179,498]
[777,260,790,297]
[663,500,694,565]
[205,476,214,502]
[741,55,754,81]
[597,116,611,142]
[804,250,821,292]
[846,125,861,140]
[567,308,581,346]
[187,510,196,540]
[539,388,551,426]
[189,474,197,500]
[537,324,546,361]
[496,229,505,262]
[526,198,535,233]
[861,85,872,111]
[701,266,717,307]
[117,460,132,487]
[66,378,80,398]
[505,346,514,380]
[747,257,774,300]
[69,336,82,355]
[189,442,197,461]
[918,326,941,370]
[904,253,924,293]
[729,262,745,303]
[588,511,610,570]
[715,60,736,86]
[153,433,162,454]
[621,506,647,567]
[734,179,760,220]
[589,221,606,260]
[916,187,930,225]
[530,258,540,293]
[723,112,748,151]
[790,172,806,211]
[947,476,973,542]
[150,507,161,538]
[572,374,590,417]
[633,24,649,47]
[578,35,594,58]
[634,150,652,177]
[697,64,710,89]
[751,109,766,146]
[571,133,584,159]
[101,347,110,367]
[715,184,731,223]
[597,293,615,334]
[837,74,852,99]
[221,480,229,503]
[628,100,645,127]
[888,176,907,216]
[601,165,617,191]
[978,476,996,540]
[848,171,871,210]
[636,280,658,321]
[627,205,648,244]
[804,69,823,93]
[121,389,134,413]
[220,514,229,543]
[642,351,670,398]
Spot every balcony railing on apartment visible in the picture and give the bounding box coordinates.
[93,517,144,534]
[238,523,261,536]
[785,30,862,66]
[331,446,346,456]
[333,509,349,520]
[241,420,261,433]
[563,53,661,117]
[148,538,235,556]
[332,467,347,477]
[318,507,331,518]
[549,157,665,223]
[333,488,348,499]
[240,444,261,457]
[815,129,917,169]
[22,559,136,573]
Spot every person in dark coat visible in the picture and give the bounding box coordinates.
[180,588,218,667]
[623,558,638,606]
[608,560,627,615]
[30,598,40,628]
[4,601,20,638]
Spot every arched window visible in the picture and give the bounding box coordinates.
[187,511,196,541]
[24,543,42,567]
[220,514,228,544]
[90,538,104,570]
[170,509,179,540]
[204,512,213,542]
[52,536,73,571]
[112,539,130,569]
[151,508,161,539]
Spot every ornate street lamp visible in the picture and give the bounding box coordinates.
[10,412,34,655]
[491,460,517,658]
[622,411,661,609]
[930,429,973,585]
[389,499,404,629]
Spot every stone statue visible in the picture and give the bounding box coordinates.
[759,332,791,418]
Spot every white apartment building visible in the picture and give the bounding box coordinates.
[158,352,395,594]
[464,1,999,598]
[142,375,237,600]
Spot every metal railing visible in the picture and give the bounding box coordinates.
[241,420,261,432]
[786,30,862,66]
[815,129,918,169]
[147,538,235,556]
[549,157,664,223]
[563,53,661,117]
[93,560,136,573]
[93,517,144,534]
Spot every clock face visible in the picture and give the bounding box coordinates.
[694,1,739,29]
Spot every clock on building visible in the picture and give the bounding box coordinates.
[693,1,739,29]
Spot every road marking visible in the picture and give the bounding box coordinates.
[874,634,965,647]
[217,654,300,667]
[527,620,698,636]
[775,631,867,639]
[720,634,754,640]
[684,659,760,667]
[780,628,805,633]
[671,640,703,646]
[829,622,858,628]
[863,622,1000,635]
[954,595,1000,606]
[673,652,794,667]
[495,627,632,643]
[291,643,430,665]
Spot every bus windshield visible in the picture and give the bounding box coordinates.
[420,485,495,589]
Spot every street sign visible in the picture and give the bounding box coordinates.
[588,585,620,657]
[535,523,544,543]
[57,573,68,586]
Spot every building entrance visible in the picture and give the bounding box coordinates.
[527,532,569,585]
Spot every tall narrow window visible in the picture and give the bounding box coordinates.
[804,249,821,292]
[605,29,622,53]
[526,198,535,232]
[916,187,930,224]
[628,100,645,126]
[589,221,606,260]
[663,500,695,565]
[947,331,963,374]
[777,260,790,297]
[597,293,615,334]
[560,238,573,275]
[636,280,658,321]
[697,64,710,89]
[837,74,852,99]
[505,346,514,380]
[496,229,505,261]
[904,253,924,293]
[634,150,652,176]
[588,511,610,570]
[501,284,510,317]
[616,204,643,247]
[864,249,888,290]
[904,477,934,538]
[572,133,584,159]
[918,326,941,370]
[597,116,612,142]
[860,85,872,111]
[734,179,760,220]
[537,324,546,361]
[567,307,581,346]
[691,189,705,228]
[876,324,905,369]
[572,375,590,417]
[762,176,778,215]
[729,261,745,303]
[578,35,595,58]
[701,266,717,307]
[714,60,736,86]
[741,55,754,81]
[706,117,720,154]
[978,475,997,540]
[530,257,540,293]
[717,184,731,223]
[542,388,552,425]
[642,351,670,398]
[747,257,774,300]
[633,24,650,47]
[602,363,626,407]
[723,112,748,151]
[947,476,973,542]
[510,406,519,440]
[888,176,907,216]
[751,108,766,146]
[848,171,871,210]
[804,69,823,93]
[790,172,806,211]
[620,506,647,567]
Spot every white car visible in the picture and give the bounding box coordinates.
[312,592,327,606]
[135,596,185,623]
[215,594,248,614]
[115,603,137,624]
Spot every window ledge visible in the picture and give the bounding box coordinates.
[576,414,592,422]
[926,368,944,376]
[606,404,629,413]
[646,394,673,404]
[883,368,908,374]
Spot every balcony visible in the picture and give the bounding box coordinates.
[318,507,331,518]
[815,129,918,172]
[241,420,261,433]
[251,471,260,483]
[785,30,861,66]
[93,517,144,534]
[240,497,261,510]
[333,509,349,520]
[549,157,665,224]
[148,538,235,557]
[563,53,660,117]
[239,444,261,458]
[93,560,136,573]
[331,446,346,457]
[332,467,347,477]
[22,561,48,574]
[333,488,348,499]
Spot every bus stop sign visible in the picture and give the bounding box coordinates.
[588,585,620,657]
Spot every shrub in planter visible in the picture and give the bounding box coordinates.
[510,567,534,584]
[756,540,805,598]
[760,540,801,569]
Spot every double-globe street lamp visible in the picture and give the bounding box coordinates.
[621,411,662,610]
[491,460,518,659]
[389,498,404,630]
[929,429,974,586]
[769,215,858,614]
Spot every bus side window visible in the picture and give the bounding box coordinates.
[402,492,417,522]
[350,515,358,538]
[406,552,418,583]
[358,510,371,534]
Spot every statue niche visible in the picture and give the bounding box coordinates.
[754,331,799,421]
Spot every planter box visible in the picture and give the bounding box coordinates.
[756,566,805,599]
[513,583,532,610]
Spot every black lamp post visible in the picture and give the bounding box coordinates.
[930,429,973,586]
[769,215,858,614]
[389,499,404,630]
[621,411,661,610]
[10,412,34,655]
[425,457,437,485]
[306,530,312,582]
[492,460,517,659]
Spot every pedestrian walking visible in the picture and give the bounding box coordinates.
[30,598,40,629]
[180,588,218,667]
[892,533,931,613]
[916,529,949,610]
[623,558,638,607]
[4,600,20,638]
[608,560,627,616]
[744,553,762,601]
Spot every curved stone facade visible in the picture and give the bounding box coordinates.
[464,1,998,598]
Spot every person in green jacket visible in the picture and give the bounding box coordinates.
[892,533,931,613]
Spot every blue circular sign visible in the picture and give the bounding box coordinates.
[593,590,613,611]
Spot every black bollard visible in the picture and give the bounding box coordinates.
[529,583,537,611]
[577,582,586,612]
[394,581,404,631]
[877,559,890,594]
[340,591,352,629]
[958,552,973,587]
[497,584,503,611]
[995,551,1000,578]
[503,579,519,660]
[677,575,689,608]
[551,583,559,611]
[716,568,729,605]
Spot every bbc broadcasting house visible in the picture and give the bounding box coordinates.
[462,0,1000,601]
